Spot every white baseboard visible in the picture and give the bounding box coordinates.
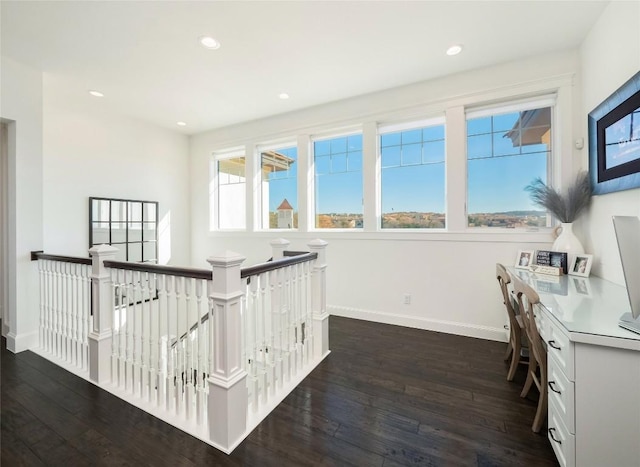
[328,305,507,342]
[5,329,38,353]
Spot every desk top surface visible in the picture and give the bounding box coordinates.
[506,266,640,349]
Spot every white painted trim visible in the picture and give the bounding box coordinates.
[207,229,554,244]
[5,329,38,353]
[328,305,508,343]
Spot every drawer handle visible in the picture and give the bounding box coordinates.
[548,381,562,394]
[548,340,561,350]
[548,427,562,445]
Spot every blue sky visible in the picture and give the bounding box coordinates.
[266,112,549,215]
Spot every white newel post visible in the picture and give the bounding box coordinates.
[88,244,118,384]
[308,239,329,360]
[206,251,248,452]
[270,237,290,260]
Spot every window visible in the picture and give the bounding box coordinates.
[313,133,363,229]
[467,101,553,228]
[89,197,158,263]
[379,119,446,228]
[260,144,298,229]
[214,148,246,230]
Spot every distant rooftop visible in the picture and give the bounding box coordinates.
[277,199,294,210]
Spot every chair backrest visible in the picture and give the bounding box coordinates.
[512,277,546,363]
[496,263,519,331]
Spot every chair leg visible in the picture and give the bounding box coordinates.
[532,381,548,433]
[506,342,520,382]
[520,359,537,398]
[504,341,513,361]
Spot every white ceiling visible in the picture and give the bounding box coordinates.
[1,1,608,135]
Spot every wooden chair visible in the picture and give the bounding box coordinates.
[496,263,527,381]
[513,277,547,433]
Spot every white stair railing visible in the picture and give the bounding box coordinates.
[31,238,329,454]
[34,253,92,371]
[241,240,316,414]
[106,260,212,426]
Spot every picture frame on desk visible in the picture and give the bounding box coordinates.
[515,250,534,269]
[570,276,593,297]
[569,254,593,277]
[535,250,568,274]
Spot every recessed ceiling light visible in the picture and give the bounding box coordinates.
[176,121,187,127]
[88,90,104,97]
[279,93,290,100]
[199,36,221,50]
[446,44,463,56]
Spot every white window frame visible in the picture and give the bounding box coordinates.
[377,116,447,230]
[255,141,299,231]
[310,129,364,231]
[211,146,247,231]
[465,95,557,230]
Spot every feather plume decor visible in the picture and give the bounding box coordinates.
[525,171,592,223]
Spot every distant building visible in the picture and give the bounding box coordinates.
[276,198,294,228]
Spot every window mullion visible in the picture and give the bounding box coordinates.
[446,106,467,231]
[362,121,378,232]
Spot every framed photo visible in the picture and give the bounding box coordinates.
[535,250,568,274]
[589,70,640,195]
[515,250,534,269]
[569,254,593,277]
[570,276,593,297]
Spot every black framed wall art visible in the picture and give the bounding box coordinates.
[588,70,640,195]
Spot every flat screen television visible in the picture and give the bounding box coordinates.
[613,216,640,334]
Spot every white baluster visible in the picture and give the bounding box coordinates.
[270,265,283,390]
[258,272,268,405]
[38,259,45,349]
[175,275,184,415]
[43,260,51,353]
[248,274,259,412]
[195,278,204,426]
[156,274,166,408]
[72,264,80,367]
[184,277,193,421]
[166,275,174,412]
[147,272,156,404]
[110,268,118,383]
[116,268,125,387]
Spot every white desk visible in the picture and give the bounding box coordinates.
[507,267,640,467]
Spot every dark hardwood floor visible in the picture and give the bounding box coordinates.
[1,316,558,466]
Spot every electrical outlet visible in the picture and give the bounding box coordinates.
[403,294,411,305]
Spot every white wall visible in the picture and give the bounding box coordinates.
[0,57,44,352]
[190,51,581,341]
[43,75,191,266]
[579,0,640,285]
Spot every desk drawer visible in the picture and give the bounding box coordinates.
[545,316,574,380]
[534,304,548,341]
[548,398,576,467]
[548,353,575,434]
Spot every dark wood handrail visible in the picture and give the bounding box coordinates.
[240,252,317,279]
[283,250,310,257]
[104,260,211,280]
[31,251,92,265]
[33,249,317,282]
